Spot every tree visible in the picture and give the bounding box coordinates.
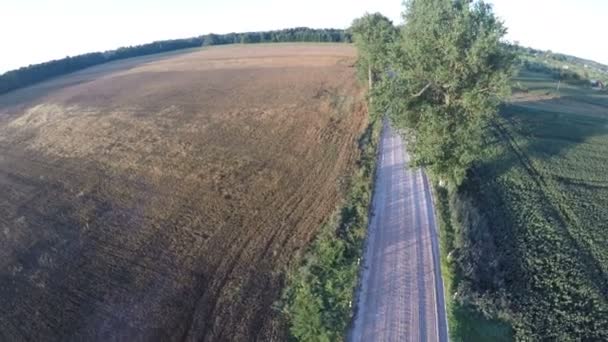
[350,13,397,91]
[202,33,219,46]
[387,0,514,186]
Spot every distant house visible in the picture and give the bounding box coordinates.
[590,80,605,90]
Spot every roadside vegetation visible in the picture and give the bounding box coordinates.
[372,1,608,341]
[352,0,608,340]
[384,0,514,187]
[281,102,381,341]
[281,1,520,340]
[378,1,516,340]
[280,14,394,341]
[454,69,608,340]
[0,27,350,95]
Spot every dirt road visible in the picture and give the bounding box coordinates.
[350,120,448,342]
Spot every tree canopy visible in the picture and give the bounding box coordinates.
[386,0,514,186]
[349,13,397,90]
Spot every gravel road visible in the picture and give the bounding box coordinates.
[350,120,448,342]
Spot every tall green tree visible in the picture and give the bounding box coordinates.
[350,13,397,91]
[387,0,514,186]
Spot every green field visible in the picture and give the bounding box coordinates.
[443,70,608,340]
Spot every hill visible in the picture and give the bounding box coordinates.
[513,45,608,85]
[0,43,367,341]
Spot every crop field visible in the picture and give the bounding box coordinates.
[452,70,608,340]
[0,43,367,341]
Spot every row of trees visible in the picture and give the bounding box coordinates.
[0,28,350,96]
[352,2,607,340]
[350,0,516,340]
[353,0,514,187]
[521,60,589,85]
[512,44,608,72]
[203,28,350,46]
[0,37,202,95]
[282,2,514,340]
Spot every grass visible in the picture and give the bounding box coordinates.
[520,52,608,85]
[439,69,608,340]
[281,105,381,341]
[433,185,514,342]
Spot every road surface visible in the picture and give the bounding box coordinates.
[350,120,448,342]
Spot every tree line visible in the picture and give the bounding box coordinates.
[521,60,589,85]
[0,27,350,96]
[347,1,607,341]
[353,1,513,188]
[350,0,515,340]
[204,27,349,45]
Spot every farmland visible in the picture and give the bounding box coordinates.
[0,43,368,341]
[444,69,608,340]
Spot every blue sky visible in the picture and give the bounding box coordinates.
[1,0,606,73]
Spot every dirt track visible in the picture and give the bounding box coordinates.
[0,44,367,341]
[350,120,448,342]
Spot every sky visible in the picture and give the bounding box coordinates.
[487,0,608,64]
[1,0,607,73]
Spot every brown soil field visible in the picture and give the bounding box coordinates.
[0,43,367,341]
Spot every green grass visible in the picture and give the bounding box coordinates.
[443,69,608,340]
[521,53,608,85]
[434,185,513,342]
[280,108,381,341]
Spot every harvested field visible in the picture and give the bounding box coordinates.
[0,43,367,341]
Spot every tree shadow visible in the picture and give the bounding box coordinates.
[458,90,608,336]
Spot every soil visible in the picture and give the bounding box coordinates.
[0,43,367,341]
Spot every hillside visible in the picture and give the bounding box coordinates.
[0,44,367,341]
[514,45,608,85]
[444,68,608,340]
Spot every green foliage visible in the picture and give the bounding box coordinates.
[511,44,608,85]
[349,13,398,87]
[281,110,381,341]
[520,60,590,86]
[0,38,202,95]
[0,28,351,96]
[283,31,393,337]
[387,0,515,186]
[432,183,513,342]
[444,71,608,340]
[202,33,220,46]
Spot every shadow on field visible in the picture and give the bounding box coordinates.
[488,95,608,178]
[456,91,608,337]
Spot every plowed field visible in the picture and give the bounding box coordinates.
[0,43,367,341]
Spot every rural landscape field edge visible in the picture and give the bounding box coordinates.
[432,183,514,342]
[280,102,382,341]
